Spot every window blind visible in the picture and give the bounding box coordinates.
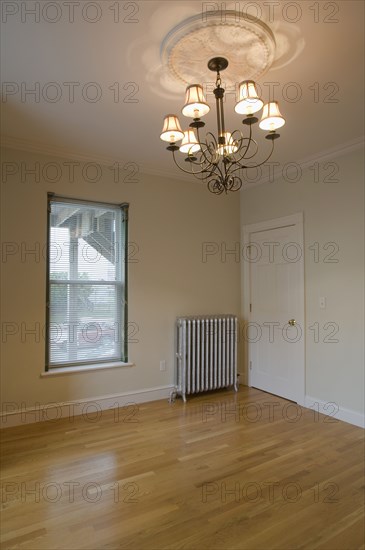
[46,196,129,368]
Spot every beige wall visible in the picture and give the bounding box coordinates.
[0,147,241,409]
[240,147,364,414]
[1,146,363,418]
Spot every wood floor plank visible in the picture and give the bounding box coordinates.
[1,387,364,549]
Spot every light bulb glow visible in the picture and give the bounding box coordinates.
[217,132,239,155]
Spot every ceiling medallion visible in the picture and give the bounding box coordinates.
[161,10,276,86]
[159,12,285,195]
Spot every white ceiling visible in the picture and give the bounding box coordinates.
[1,0,364,177]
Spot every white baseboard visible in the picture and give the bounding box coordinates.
[237,381,364,429]
[0,385,175,428]
[304,395,365,429]
[2,386,363,430]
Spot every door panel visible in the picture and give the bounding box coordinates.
[249,224,304,403]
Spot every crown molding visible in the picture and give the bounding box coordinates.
[1,135,119,165]
[243,135,365,189]
[1,134,363,188]
[0,135,192,183]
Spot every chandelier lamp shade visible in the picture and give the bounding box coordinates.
[160,57,286,195]
[160,115,185,143]
[182,85,211,118]
[259,101,286,131]
[235,80,263,115]
[179,130,201,154]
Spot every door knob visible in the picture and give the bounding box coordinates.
[288,319,296,326]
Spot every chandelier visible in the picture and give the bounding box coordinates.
[160,57,285,195]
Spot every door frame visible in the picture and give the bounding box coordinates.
[241,212,305,405]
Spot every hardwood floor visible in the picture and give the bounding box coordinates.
[1,387,364,550]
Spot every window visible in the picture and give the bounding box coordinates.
[46,195,129,369]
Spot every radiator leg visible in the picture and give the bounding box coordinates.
[234,380,239,392]
[169,390,177,404]
[182,393,187,403]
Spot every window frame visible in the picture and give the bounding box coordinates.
[45,193,129,371]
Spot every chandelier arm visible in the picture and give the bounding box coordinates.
[211,158,225,183]
[223,128,257,166]
[183,150,222,181]
[233,138,260,163]
[235,124,253,162]
[204,159,225,184]
[195,127,211,166]
[229,140,254,165]
[171,150,216,177]
[196,127,217,166]
[188,159,221,181]
[207,158,226,187]
[242,123,254,158]
[195,128,226,183]
[233,131,260,163]
[171,151,202,175]
[209,158,226,184]
[229,140,275,175]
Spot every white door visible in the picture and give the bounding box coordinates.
[244,215,304,404]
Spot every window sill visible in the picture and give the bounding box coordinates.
[41,361,134,377]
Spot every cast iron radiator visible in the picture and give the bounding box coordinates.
[173,315,238,402]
